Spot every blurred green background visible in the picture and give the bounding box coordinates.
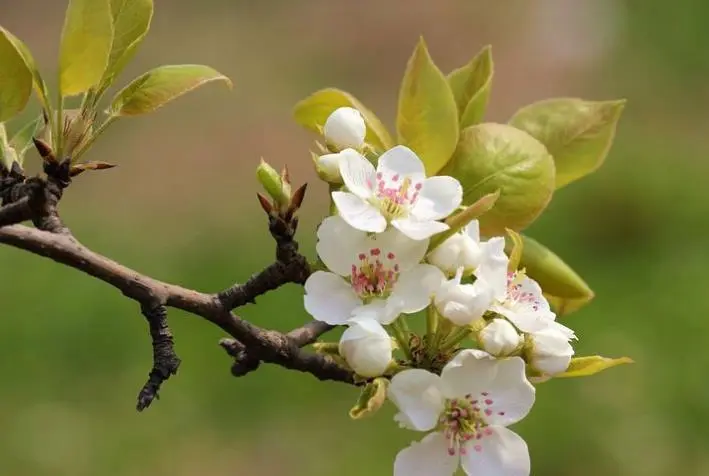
[1,0,708,474]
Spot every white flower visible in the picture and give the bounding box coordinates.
[389,350,535,476]
[527,327,574,376]
[323,107,366,150]
[428,222,508,280]
[304,216,443,325]
[339,318,393,377]
[314,148,360,183]
[489,271,575,339]
[332,145,463,240]
[433,268,493,326]
[479,319,522,357]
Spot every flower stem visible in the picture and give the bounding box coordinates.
[388,318,412,361]
[426,304,438,338]
[427,314,452,360]
[440,327,473,352]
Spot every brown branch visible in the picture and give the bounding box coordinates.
[0,197,32,227]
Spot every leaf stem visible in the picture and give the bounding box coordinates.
[72,114,118,162]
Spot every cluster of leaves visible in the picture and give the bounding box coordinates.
[293,38,625,319]
[0,0,231,174]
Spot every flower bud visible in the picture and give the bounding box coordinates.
[323,107,366,150]
[433,269,494,326]
[256,159,289,208]
[339,318,393,377]
[478,319,522,356]
[526,327,574,376]
[427,230,481,276]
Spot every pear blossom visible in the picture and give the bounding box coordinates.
[304,216,442,325]
[339,318,393,377]
[389,350,535,476]
[489,271,576,339]
[331,145,463,240]
[479,319,523,357]
[314,148,360,183]
[433,268,493,326]
[428,221,508,281]
[323,107,366,150]
[527,327,575,376]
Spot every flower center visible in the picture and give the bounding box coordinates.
[371,172,423,220]
[440,392,504,456]
[506,271,540,311]
[350,247,399,298]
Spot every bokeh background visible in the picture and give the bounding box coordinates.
[1,0,708,474]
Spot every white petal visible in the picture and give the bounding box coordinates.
[338,149,376,198]
[460,427,530,476]
[369,225,429,271]
[481,357,536,427]
[410,176,463,221]
[464,220,481,243]
[434,278,494,326]
[475,237,509,301]
[393,217,449,241]
[332,191,387,233]
[394,432,459,476]
[529,327,574,376]
[378,145,426,179]
[316,215,367,276]
[303,271,361,325]
[389,369,445,432]
[324,108,366,150]
[493,306,552,334]
[479,319,523,357]
[352,298,403,325]
[392,264,446,314]
[440,349,499,399]
[339,318,392,377]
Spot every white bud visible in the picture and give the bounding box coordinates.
[323,107,366,150]
[313,148,362,184]
[479,319,522,356]
[339,318,392,377]
[433,269,494,326]
[528,327,575,376]
[427,232,481,276]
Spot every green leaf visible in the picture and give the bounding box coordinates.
[110,65,232,116]
[0,28,32,122]
[397,37,459,175]
[441,123,555,236]
[293,88,393,151]
[349,377,388,419]
[506,228,523,272]
[428,190,500,253]
[9,116,42,163]
[100,0,153,90]
[507,234,594,316]
[556,356,634,378]
[447,45,493,128]
[59,0,114,96]
[0,124,19,171]
[509,98,625,189]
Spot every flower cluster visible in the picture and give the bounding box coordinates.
[303,107,581,476]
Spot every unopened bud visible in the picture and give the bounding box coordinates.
[323,107,366,151]
[256,159,290,209]
[339,319,392,378]
[478,319,522,357]
[526,327,574,376]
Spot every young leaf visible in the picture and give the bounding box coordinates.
[447,45,493,128]
[9,116,42,163]
[109,65,232,116]
[2,29,51,112]
[0,28,32,122]
[509,98,626,189]
[397,37,459,175]
[70,161,116,177]
[506,228,523,272]
[556,356,634,379]
[59,0,114,96]
[99,0,154,91]
[506,234,594,316]
[349,377,388,419]
[441,123,555,236]
[293,88,393,151]
[0,124,19,171]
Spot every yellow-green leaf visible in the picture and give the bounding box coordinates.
[100,0,153,90]
[70,160,116,177]
[349,378,388,419]
[110,65,232,116]
[293,88,393,151]
[447,45,493,128]
[428,190,500,253]
[556,356,634,378]
[509,98,625,189]
[0,28,32,122]
[506,234,594,316]
[59,0,114,96]
[397,37,459,175]
[441,123,555,236]
[9,116,42,164]
[506,228,523,271]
